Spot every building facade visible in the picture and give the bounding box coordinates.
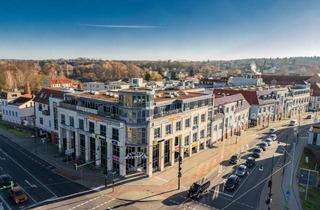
[34,88,72,143]
[213,93,250,140]
[1,95,34,126]
[0,90,21,116]
[57,88,214,177]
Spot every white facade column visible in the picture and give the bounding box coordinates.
[85,135,90,162]
[58,128,63,153]
[119,145,126,176]
[170,138,175,166]
[107,142,113,171]
[95,136,101,166]
[66,130,71,150]
[146,122,153,177]
[75,133,80,158]
[146,144,153,177]
[159,141,165,171]
[179,135,184,159]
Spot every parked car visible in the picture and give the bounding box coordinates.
[245,156,256,168]
[269,134,277,141]
[252,147,263,158]
[188,178,211,199]
[306,114,312,119]
[9,186,28,204]
[289,120,298,126]
[225,175,240,191]
[0,174,13,189]
[235,165,248,177]
[269,128,277,134]
[258,142,268,151]
[229,155,239,165]
[264,138,272,146]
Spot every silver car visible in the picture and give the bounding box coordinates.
[269,134,277,141]
[235,165,247,177]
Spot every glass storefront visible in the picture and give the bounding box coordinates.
[112,144,120,173]
[164,140,170,166]
[90,137,96,161]
[152,144,159,171]
[79,134,85,161]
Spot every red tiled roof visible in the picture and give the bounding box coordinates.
[214,93,246,106]
[34,88,65,105]
[49,79,72,85]
[261,75,311,85]
[311,83,320,96]
[214,88,259,105]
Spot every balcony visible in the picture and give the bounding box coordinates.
[153,109,182,119]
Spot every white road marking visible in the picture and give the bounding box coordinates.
[25,179,37,188]
[90,198,115,210]
[67,193,115,210]
[0,148,57,198]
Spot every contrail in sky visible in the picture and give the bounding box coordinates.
[79,24,162,29]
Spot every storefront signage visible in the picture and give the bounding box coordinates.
[125,152,148,159]
[192,142,198,148]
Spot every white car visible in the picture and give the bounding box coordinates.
[289,120,298,126]
[269,134,277,141]
[269,128,277,134]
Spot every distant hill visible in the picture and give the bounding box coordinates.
[0,59,147,91]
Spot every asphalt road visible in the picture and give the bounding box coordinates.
[167,124,309,210]
[0,135,87,210]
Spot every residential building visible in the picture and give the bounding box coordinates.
[214,88,279,127]
[34,88,73,143]
[84,82,107,92]
[213,93,250,141]
[57,88,214,177]
[1,94,34,126]
[0,90,21,116]
[44,78,73,88]
[309,83,320,111]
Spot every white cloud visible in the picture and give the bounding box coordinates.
[79,24,162,29]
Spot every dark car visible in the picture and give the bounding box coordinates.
[188,178,211,199]
[235,165,247,177]
[306,115,312,119]
[0,174,13,189]
[229,155,239,165]
[252,148,263,158]
[258,142,268,151]
[225,175,240,191]
[245,157,256,168]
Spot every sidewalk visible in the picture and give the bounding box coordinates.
[259,137,307,210]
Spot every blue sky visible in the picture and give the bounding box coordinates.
[0,0,320,60]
